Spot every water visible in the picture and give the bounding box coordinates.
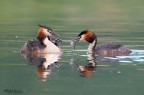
[0,0,144,95]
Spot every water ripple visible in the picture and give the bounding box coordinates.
[64,49,144,64]
[105,49,144,63]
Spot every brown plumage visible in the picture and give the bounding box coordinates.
[37,27,47,41]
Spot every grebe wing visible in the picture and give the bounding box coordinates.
[96,42,123,50]
[26,39,46,50]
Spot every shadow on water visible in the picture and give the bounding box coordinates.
[21,52,61,81]
[21,50,97,80]
[97,49,144,64]
[69,53,97,78]
[71,49,144,64]
[21,49,144,80]
[68,49,144,77]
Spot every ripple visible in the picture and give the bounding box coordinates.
[64,49,144,64]
[106,49,144,63]
[77,49,144,64]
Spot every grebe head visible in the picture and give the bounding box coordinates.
[74,29,97,43]
[37,25,62,46]
[37,25,59,41]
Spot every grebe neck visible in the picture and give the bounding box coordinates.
[87,39,96,54]
[43,37,61,54]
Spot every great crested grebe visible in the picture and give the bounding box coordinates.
[72,29,132,56]
[21,25,62,54]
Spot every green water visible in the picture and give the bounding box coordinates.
[0,0,144,95]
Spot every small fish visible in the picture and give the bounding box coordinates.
[70,40,76,50]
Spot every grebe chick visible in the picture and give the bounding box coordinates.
[72,29,132,56]
[21,25,62,54]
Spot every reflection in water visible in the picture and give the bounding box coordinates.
[70,53,97,78]
[97,50,144,63]
[69,49,144,77]
[75,49,144,64]
[21,53,61,81]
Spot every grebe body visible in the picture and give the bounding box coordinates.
[96,42,131,56]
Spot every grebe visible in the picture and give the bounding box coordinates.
[21,25,62,54]
[72,29,132,56]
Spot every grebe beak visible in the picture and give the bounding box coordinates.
[70,36,81,49]
[73,36,81,42]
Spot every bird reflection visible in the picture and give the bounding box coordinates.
[21,52,61,81]
[70,53,97,78]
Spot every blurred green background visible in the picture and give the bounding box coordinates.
[0,0,144,51]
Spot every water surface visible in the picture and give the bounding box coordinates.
[0,0,144,95]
